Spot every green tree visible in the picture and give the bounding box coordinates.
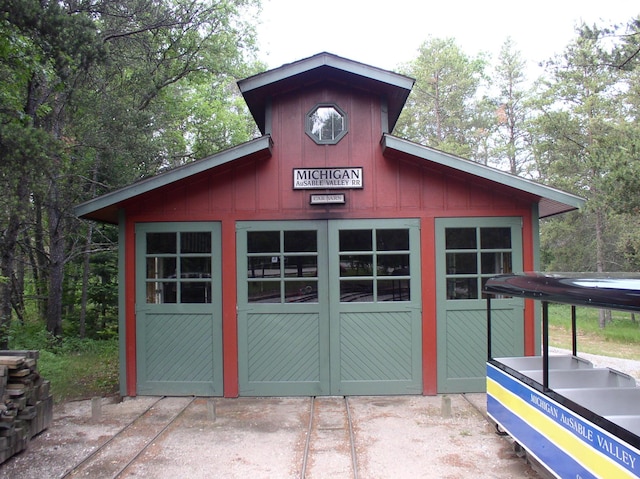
[0,0,263,343]
[0,0,104,344]
[395,37,489,159]
[533,20,640,326]
[489,38,532,175]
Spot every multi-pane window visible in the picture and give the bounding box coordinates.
[305,104,348,144]
[247,230,319,303]
[339,228,411,302]
[145,231,213,304]
[445,227,512,300]
[245,227,412,303]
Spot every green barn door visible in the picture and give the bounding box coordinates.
[237,221,329,396]
[329,219,422,395]
[135,223,223,396]
[237,219,422,396]
[436,218,524,393]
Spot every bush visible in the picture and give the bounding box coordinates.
[7,321,119,402]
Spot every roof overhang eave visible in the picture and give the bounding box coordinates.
[538,199,582,218]
[381,134,585,218]
[238,52,415,94]
[75,135,273,224]
[238,52,415,134]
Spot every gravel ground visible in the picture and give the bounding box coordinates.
[1,349,637,478]
[0,394,541,479]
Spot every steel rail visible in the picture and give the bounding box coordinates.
[113,396,196,478]
[344,396,359,479]
[59,396,196,479]
[58,395,166,479]
[300,396,315,479]
[300,396,358,479]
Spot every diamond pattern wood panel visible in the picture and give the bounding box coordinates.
[247,313,320,382]
[445,309,521,380]
[444,310,486,379]
[144,313,214,382]
[491,309,522,357]
[339,312,413,381]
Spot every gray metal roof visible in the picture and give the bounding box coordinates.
[75,136,272,223]
[238,52,414,134]
[381,134,585,218]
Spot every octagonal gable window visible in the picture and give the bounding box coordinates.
[306,104,348,145]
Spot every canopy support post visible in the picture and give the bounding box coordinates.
[542,301,549,391]
[571,305,577,356]
[486,295,492,361]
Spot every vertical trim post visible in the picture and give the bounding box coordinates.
[118,209,127,397]
[486,295,492,361]
[571,305,577,356]
[542,301,549,391]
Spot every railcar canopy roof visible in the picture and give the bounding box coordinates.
[484,272,640,312]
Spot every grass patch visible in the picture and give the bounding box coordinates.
[8,322,119,403]
[37,344,119,403]
[548,304,640,360]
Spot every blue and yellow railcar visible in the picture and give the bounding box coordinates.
[485,273,640,479]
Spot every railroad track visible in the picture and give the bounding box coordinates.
[59,396,195,479]
[300,396,359,479]
[57,395,358,479]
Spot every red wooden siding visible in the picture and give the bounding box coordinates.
[121,82,537,397]
[126,85,534,220]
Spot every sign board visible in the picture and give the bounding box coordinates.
[310,194,345,205]
[293,167,363,189]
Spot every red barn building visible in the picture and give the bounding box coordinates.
[76,53,584,397]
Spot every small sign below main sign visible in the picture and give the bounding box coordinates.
[310,193,345,205]
[293,167,363,189]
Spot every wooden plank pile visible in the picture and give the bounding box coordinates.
[0,350,53,464]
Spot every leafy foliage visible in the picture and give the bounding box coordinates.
[1,4,640,349]
[395,37,489,159]
[9,319,119,401]
[0,0,263,345]
[532,20,640,276]
[489,38,531,175]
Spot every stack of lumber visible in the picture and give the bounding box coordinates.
[0,350,53,464]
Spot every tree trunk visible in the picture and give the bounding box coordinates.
[46,180,65,339]
[79,161,100,339]
[0,172,29,347]
[12,244,25,324]
[79,222,94,339]
[0,214,19,348]
[33,195,48,319]
[434,74,443,142]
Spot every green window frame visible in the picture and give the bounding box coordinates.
[246,229,319,303]
[144,230,214,304]
[305,103,348,145]
[338,228,411,303]
[444,226,513,300]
